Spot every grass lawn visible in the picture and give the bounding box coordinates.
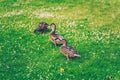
[0,0,120,80]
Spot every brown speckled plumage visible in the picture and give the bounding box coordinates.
[34,22,48,34]
[49,23,66,46]
[60,40,80,61]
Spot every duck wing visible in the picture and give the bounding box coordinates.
[54,34,64,40]
[66,46,77,53]
[52,34,64,41]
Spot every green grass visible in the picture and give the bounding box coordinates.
[0,0,120,80]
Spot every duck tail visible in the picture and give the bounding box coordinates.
[34,29,37,33]
[74,53,80,57]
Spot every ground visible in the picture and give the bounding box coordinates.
[0,0,120,80]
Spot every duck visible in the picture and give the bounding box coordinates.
[60,40,80,61]
[34,22,48,34]
[49,23,66,46]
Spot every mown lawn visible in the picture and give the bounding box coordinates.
[0,0,120,80]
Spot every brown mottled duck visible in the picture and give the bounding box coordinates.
[60,40,80,61]
[49,23,66,47]
[34,22,48,34]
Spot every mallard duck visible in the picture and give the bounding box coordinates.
[60,40,80,61]
[49,23,66,46]
[34,22,48,34]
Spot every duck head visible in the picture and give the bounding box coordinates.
[50,23,56,32]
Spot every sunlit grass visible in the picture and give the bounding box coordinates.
[0,0,120,80]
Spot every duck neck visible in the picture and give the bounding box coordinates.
[50,28,56,34]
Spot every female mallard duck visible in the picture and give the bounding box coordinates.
[49,23,66,46]
[60,40,80,61]
[34,22,48,34]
